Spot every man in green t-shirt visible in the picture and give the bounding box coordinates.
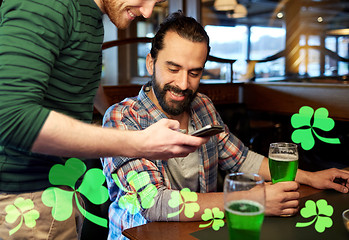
[0,0,207,239]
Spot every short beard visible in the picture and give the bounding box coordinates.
[103,0,130,29]
[151,70,197,116]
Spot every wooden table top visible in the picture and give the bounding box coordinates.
[122,184,329,240]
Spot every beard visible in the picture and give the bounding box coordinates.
[103,0,132,29]
[151,70,197,116]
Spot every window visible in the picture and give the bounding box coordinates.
[204,25,248,82]
[250,26,286,79]
[338,36,349,75]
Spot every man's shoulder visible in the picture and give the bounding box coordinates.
[105,96,150,120]
[111,96,143,111]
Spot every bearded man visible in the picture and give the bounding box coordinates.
[101,11,349,240]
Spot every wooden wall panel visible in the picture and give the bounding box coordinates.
[243,82,349,121]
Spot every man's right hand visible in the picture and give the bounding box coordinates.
[265,181,300,216]
[137,118,208,160]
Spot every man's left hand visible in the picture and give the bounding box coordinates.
[306,168,349,193]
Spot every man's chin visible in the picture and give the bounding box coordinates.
[110,18,132,30]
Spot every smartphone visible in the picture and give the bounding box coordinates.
[190,124,224,137]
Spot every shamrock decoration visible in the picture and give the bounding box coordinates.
[291,106,340,150]
[5,197,40,236]
[199,207,225,231]
[41,158,109,227]
[167,188,200,219]
[112,171,158,215]
[296,199,333,233]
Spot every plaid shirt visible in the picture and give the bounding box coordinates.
[101,83,249,239]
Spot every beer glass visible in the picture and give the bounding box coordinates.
[224,173,265,240]
[268,142,298,183]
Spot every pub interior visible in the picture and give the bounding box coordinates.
[79,0,349,239]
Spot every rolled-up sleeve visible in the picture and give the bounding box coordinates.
[239,150,265,174]
[112,158,180,222]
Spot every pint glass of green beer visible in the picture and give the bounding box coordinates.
[224,173,265,240]
[268,142,298,183]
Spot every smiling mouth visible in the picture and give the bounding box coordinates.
[170,90,184,98]
[127,9,137,18]
[168,90,186,102]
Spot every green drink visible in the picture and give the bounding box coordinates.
[268,143,299,184]
[225,200,265,240]
[269,154,298,183]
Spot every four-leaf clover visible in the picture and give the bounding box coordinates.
[296,199,333,233]
[291,106,340,150]
[199,207,225,231]
[5,197,40,235]
[167,188,200,219]
[41,158,109,227]
[112,171,158,215]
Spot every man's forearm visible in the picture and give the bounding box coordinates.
[179,192,224,221]
[31,111,207,160]
[31,111,139,158]
[258,157,272,181]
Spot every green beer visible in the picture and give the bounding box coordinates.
[225,200,265,240]
[269,154,298,183]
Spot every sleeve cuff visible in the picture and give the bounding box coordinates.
[239,150,265,175]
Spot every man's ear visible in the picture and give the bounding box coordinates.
[146,53,154,76]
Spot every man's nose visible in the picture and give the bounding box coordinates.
[140,1,156,18]
[177,72,189,90]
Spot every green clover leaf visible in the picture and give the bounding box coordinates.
[300,200,317,218]
[291,106,314,129]
[167,188,200,219]
[5,197,40,235]
[292,128,315,151]
[296,199,333,233]
[317,199,334,216]
[112,171,158,215]
[77,168,109,205]
[41,187,74,221]
[315,216,333,233]
[199,208,225,231]
[291,106,340,150]
[42,158,108,227]
[313,108,335,131]
[48,157,86,188]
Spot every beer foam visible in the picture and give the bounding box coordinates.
[269,153,298,162]
[225,200,264,216]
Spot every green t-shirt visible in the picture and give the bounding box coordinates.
[0,0,104,192]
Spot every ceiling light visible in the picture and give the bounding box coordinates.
[227,4,247,18]
[327,28,349,35]
[214,0,238,11]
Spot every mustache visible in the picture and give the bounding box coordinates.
[163,84,194,96]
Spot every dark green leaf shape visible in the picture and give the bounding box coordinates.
[291,106,340,150]
[42,158,108,227]
[77,168,109,205]
[48,158,86,188]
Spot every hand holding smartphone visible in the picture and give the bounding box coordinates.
[189,124,224,137]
